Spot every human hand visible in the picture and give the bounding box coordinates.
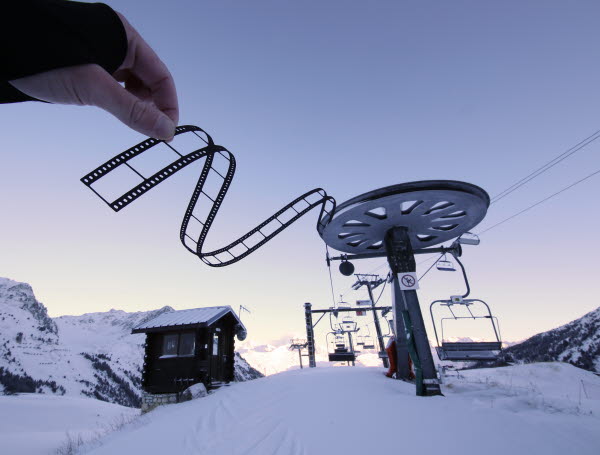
[8,11,178,141]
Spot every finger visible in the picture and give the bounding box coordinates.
[128,37,179,125]
[90,69,176,140]
[124,76,153,102]
[114,70,153,101]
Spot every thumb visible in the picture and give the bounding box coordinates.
[90,70,176,140]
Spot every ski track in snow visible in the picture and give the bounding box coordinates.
[81,364,600,455]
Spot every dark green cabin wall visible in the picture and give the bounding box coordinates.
[141,314,240,394]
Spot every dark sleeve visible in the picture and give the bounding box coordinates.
[0,0,128,104]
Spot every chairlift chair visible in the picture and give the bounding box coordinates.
[436,255,456,272]
[334,334,347,351]
[362,335,376,350]
[327,332,356,362]
[340,315,358,333]
[429,297,502,362]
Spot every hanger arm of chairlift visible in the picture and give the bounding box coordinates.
[452,255,471,298]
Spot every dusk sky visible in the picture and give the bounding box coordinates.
[1,0,599,346]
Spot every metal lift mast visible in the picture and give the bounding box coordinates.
[304,303,317,368]
[352,274,389,368]
[289,339,309,369]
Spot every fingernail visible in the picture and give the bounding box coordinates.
[155,115,175,141]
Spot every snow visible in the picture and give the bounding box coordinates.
[0,394,138,455]
[80,362,600,455]
[133,306,244,331]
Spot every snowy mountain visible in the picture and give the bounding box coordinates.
[501,306,600,373]
[0,277,262,407]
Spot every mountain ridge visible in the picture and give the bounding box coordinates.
[500,306,600,373]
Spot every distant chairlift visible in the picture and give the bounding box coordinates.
[356,335,365,347]
[429,296,502,362]
[340,316,358,333]
[362,335,376,350]
[436,254,456,272]
[327,331,356,362]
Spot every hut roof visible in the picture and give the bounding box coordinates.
[131,306,245,334]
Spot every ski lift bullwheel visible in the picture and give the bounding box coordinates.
[318,180,489,253]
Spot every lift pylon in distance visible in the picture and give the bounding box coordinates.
[318,181,490,396]
[289,339,309,369]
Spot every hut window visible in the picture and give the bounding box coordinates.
[179,333,195,356]
[162,334,178,357]
[160,333,195,358]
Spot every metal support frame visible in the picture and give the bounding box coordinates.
[309,306,392,314]
[327,244,462,262]
[304,303,316,368]
[385,227,442,397]
[352,275,389,368]
[289,339,309,369]
[347,331,356,366]
[304,303,393,368]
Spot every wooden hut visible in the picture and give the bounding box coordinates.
[132,306,247,404]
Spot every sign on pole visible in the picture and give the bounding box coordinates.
[398,272,419,291]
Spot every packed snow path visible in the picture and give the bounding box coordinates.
[84,364,600,455]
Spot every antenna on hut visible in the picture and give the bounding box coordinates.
[238,305,251,322]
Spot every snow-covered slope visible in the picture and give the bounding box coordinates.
[80,363,600,455]
[501,306,600,373]
[0,394,138,455]
[0,277,262,407]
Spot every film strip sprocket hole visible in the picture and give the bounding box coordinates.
[81,125,336,267]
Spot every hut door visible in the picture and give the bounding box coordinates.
[211,332,222,381]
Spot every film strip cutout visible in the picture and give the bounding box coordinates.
[81,125,336,266]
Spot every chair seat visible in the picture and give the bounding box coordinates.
[437,342,501,361]
[329,353,356,362]
[441,341,502,351]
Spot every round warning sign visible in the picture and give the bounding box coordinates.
[398,272,419,290]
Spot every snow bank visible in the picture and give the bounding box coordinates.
[0,394,138,455]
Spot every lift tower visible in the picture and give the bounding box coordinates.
[289,339,309,369]
[318,181,490,396]
[352,274,389,368]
